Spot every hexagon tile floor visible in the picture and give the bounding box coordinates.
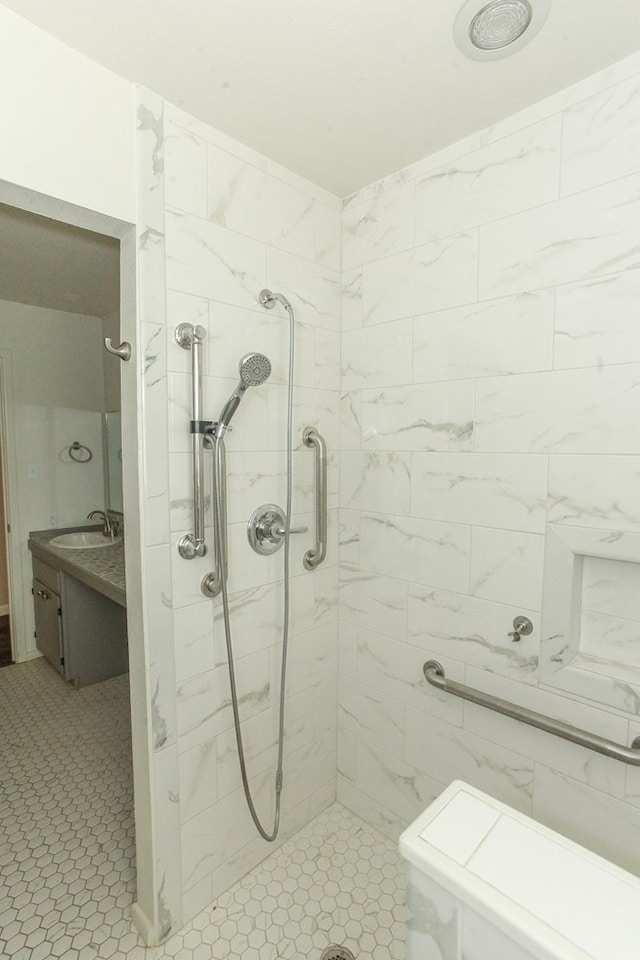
[152,802,407,960]
[1,659,407,960]
[0,658,136,960]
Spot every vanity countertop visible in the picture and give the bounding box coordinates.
[28,526,126,607]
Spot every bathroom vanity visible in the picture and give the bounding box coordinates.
[28,526,127,688]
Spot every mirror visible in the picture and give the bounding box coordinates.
[104,409,123,512]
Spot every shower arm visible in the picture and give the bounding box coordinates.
[175,323,209,560]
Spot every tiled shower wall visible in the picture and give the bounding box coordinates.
[337,51,640,876]
[142,96,342,928]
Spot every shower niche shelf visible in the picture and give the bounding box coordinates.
[540,524,640,713]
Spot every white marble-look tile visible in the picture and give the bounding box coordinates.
[554,269,640,369]
[342,181,414,271]
[340,390,362,450]
[165,208,266,308]
[356,629,465,726]
[224,449,313,524]
[173,599,216,683]
[356,739,445,825]
[338,675,405,756]
[280,728,337,815]
[216,691,314,799]
[406,867,459,960]
[462,906,539,960]
[470,527,545,611]
[267,247,340,332]
[153,743,183,938]
[342,317,413,390]
[341,451,411,514]
[146,543,177,751]
[547,455,640,532]
[533,765,640,878]
[582,555,640,623]
[207,143,315,259]
[338,620,358,680]
[315,201,341,271]
[164,118,208,217]
[267,384,339,453]
[336,778,402,842]
[180,768,273,888]
[313,673,338,736]
[362,231,478,328]
[415,117,561,243]
[178,737,218,823]
[360,381,474,452]
[411,452,548,533]
[359,512,471,593]
[213,577,315,663]
[561,73,640,196]
[408,584,539,679]
[337,725,357,784]
[580,611,640,674]
[474,364,640,454]
[338,508,360,565]
[341,268,363,331]
[276,622,337,700]
[413,290,554,383]
[464,668,627,798]
[404,707,534,814]
[479,172,640,300]
[314,325,340,391]
[176,650,271,754]
[340,564,408,641]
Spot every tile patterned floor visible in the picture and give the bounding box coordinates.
[152,803,407,960]
[0,658,136,960]
[1,659,407,959]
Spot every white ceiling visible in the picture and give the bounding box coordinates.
[0,204,119,317]
[3,0,640,196]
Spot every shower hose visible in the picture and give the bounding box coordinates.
[212,303,295,842]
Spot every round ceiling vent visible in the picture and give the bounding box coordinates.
[454,0,550,60]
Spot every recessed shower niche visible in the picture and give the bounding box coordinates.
[540,524,640,714]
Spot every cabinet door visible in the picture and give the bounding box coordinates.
[33,577,63,675]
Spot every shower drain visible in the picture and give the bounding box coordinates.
[320,947,356,960]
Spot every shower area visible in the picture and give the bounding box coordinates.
[131,33,640,958]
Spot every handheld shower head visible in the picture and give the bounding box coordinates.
[215,352,271,438]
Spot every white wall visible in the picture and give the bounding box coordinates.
[0,299,106,659]
[0,6,135,224]
[337,50,640,877]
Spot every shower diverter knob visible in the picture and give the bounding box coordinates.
[247,503,308,555]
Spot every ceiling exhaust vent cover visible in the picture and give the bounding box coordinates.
[454,0,550,60]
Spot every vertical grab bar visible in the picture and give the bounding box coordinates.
[175,323,209,559]
[302,426,327,570]
[201,436,228,597]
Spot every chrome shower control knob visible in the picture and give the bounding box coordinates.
[508,615,533,642]
[247,503,308,555]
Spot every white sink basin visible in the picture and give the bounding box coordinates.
[51,531,119,549]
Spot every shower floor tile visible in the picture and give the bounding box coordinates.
[152,803,407,960]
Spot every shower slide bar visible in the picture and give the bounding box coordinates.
[175,323,208,559]
[302,426,327,570]
[423,660,640,766]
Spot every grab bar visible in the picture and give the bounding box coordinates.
[423,660,640,766]
[302,426,327,570]
[201,436,228,598]
[175,323,208,559]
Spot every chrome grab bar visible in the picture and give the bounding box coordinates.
[175,323,208,559]
[302,426,327,570]
[423,660,640,766]
[201,436,228,598]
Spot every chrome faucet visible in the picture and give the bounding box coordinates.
[87,509,117,538]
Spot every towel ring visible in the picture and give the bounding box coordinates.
[68,441,93,463]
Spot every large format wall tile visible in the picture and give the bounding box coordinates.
[360,381,474,452]
[479,172,640,300]
[415,117,561,244]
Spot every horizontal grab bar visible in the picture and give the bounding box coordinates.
[423,660,640,766]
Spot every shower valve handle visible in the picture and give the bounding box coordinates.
[273,524,308,537]
[248,503,308,555]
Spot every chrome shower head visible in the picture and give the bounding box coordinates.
[215,352,272,438]
[238,352,272,387]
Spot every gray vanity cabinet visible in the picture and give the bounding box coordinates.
[31,555,128,688]
[33,572,64,675]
